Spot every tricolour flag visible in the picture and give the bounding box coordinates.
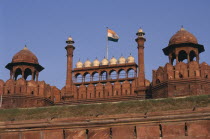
[107,29,119,42]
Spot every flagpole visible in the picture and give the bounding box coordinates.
[106,27,109,59]
[0,94,2,108]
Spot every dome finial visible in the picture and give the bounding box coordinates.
[180,25,185,31]
[23,45,28,50]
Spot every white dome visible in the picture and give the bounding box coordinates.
[67,36,73,41]
[127,55,135,63]
[118,56,126,64]
[101,58,109,65]
[76,60,83,68]
[138,28,144,33]
[110,57,117,65]
[84,60,92,67]
[93,58,100,66]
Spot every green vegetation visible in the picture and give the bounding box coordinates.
[0,95,210,122]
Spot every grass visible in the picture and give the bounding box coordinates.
[0,95,210,122]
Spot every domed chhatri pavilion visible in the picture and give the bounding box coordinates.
[5,46,44,81]
[0,46,60,108]
[152,27,209,98]
[0,27,210,108]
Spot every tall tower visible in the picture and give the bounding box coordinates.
[65,37,75,96]
[135,28,146,96]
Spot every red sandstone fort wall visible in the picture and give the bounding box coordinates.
[0,108,210,139]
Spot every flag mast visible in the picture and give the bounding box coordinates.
[0,94,2,108]
[106,27,109,59]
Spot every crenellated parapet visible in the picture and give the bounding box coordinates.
[152,61,210,98]
[70,80,137,101]
[0,78,61,108]
[153,62,210,85]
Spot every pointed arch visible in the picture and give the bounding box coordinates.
[118,69,126,78]
[24,68,32,80]
[101,71,108,80]
[127,68,135,78]
[110,70,117,79]
[189,50,196,61]
[178,50,187,63]
[14,68,22,80]
[75,73,83,83]
[84,72,91,82]
[92,72,99,81]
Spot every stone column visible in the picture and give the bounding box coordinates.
[196,55,199,63]
[36,72,39,82]
[176,54,179,64]
[187,53,190,63]
[22,69,25,79]
[169,55,172,64]
[31,71,35,80]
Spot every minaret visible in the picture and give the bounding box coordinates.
[65,37,75,96]
[135,28,146,96]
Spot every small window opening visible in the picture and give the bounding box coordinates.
[159,124,163,137]
[156,79,161,84]
[134,126,137,137]
[109,128,112,139]
[185,122,188,136]
[179,73,183,78]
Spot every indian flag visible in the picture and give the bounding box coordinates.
[107,29,119,42]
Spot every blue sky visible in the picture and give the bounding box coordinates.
[1,0,210,89]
